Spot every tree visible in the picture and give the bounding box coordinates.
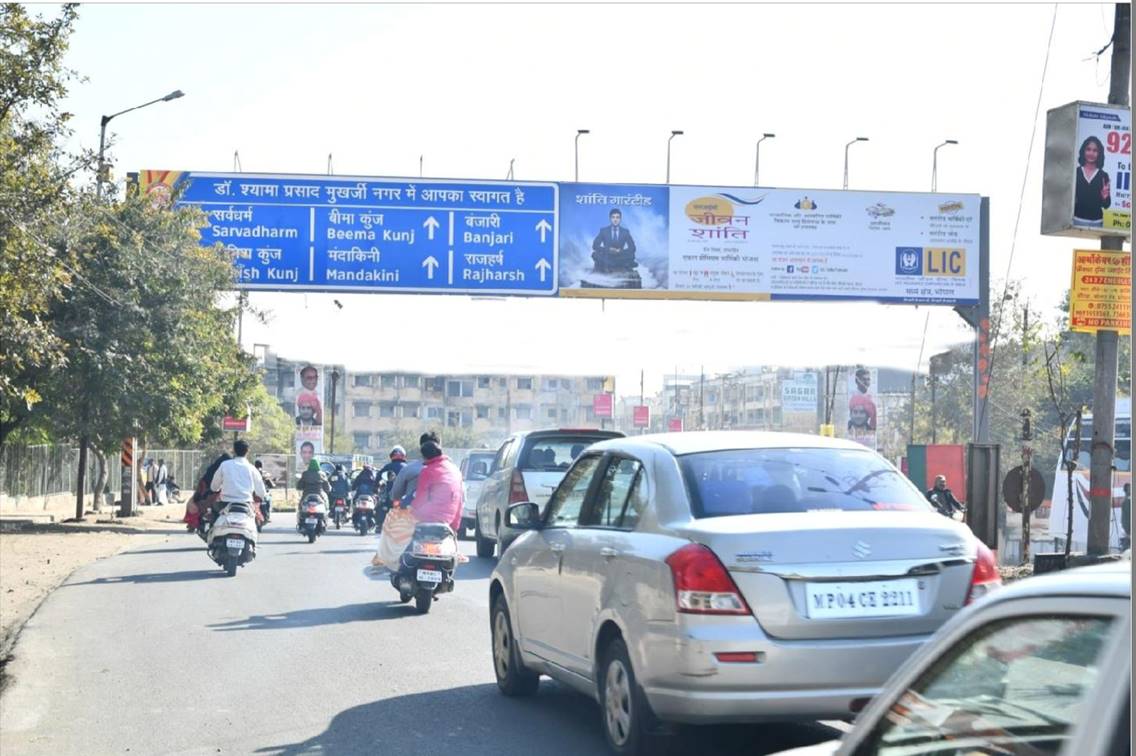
[241,383,293,454]
[26,194,259,506]
[0,4,85,443]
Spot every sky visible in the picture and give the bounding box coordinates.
[54,1,1129,397]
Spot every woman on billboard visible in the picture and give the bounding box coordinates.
[1073,135,1111,227]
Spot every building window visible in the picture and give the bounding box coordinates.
[516,377,533,390]
[587,378,604,392]
[546,406,558,419]
[352,401,371,418]
[401,403,420,418]
[447,410,461,427]
[353,432,370,450]
[381,374,397,389]
[447,379,474,398]
[428,376,445,393]
[497,407,508,420]
[403,376,421,389]
[476,405,490,419]
[773,408,783,426]
[478,376,491,389]
[542,378,558,391]
[379,403,396,418]
[515,404,532,420]
[708,392,718,405]
[498,377,508,388]
[427,406,444,420]
[353,374,371,387]
[280,370,295,388]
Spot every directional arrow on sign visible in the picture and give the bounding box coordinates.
[535,258,552,282]
[423,216,440,240]
[535,218,552,243]
[422,256,439,279]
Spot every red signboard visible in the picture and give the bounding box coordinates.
[222,415,251,432]
[667,417,683,432]
[632,405,650,428]
[593,393,613,418]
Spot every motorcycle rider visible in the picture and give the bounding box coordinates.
[926,474,964,518]
[390,433,436,510]
[209,440,267,522]
[352,464,379,498]
[329,463,351,517]
[186,450,230,531]
[297,457,329,527]
[406,434,464,532]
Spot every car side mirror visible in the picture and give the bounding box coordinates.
[506,501,541,530]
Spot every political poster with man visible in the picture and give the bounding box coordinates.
[295,364,324,428]
[846,366,878,450]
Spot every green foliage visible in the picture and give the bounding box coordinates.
[0,4,84,440]
[241,382,294,454]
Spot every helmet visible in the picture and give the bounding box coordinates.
[335,464,344,472]
[390,445,406,460]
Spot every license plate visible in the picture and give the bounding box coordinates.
[804,579,921,619]
[416,569,443,584]
[226,538,245,549]
[336,506,345,511]
[305,517,318,525]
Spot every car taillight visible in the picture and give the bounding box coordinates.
[965,541,1001,605]
[665,544,751,615]
[508,469,529,505]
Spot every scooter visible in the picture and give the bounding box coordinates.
[298,494,328,543]
[257,491,272,531]
[353,494,377,535]
[207,501,258,577]
[331,496,348,530]
[391,522,458,614]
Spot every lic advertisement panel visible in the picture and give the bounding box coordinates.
[558,184,980,304]
[1041,101,1132,237]
[136,170,558,296]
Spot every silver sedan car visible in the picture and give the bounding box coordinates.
[488,432,998,755]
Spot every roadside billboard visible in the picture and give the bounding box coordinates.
[559,183,981,305]
[781,373,818,413]
[1041,101,1132,237]
[593,393,614,419]
[845,366,878,450]
[1068,249,1131,334]
[632,405,650,428]
[295,364,324,428]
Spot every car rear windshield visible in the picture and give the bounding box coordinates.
[519,435,610,471]
[465,453,495,480]
[679,447,934,518]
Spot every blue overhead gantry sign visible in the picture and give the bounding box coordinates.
[170,172,557,295]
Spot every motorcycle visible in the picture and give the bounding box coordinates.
[391,522,458,614]
[353,494,377,535]
[207,501,258,577]
[257,490,272,531]
[331,496,348,530]
[298,494,328,543]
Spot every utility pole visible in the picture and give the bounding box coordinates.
[1088,2,1129,557]
[329,369,340,454]
[1020,409,1033,566]
[699,366,705,430]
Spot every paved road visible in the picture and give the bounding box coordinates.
[1,520,840,755]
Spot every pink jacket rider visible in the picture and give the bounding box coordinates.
[411,455,464,531]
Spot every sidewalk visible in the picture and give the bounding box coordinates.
[0,505,188,678]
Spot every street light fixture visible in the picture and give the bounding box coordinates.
[931,139,959,192]
[574,129,590,182]
[754,133,775,187]
[842,136,869,190]
[97,89,185,199]
[666,130,684,184]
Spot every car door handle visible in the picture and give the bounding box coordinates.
[549,542,566,552]
[600,547,619,558]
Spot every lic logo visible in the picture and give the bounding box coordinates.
[895,247,922,275]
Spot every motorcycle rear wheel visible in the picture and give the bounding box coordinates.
[307,531,316,544]
[224,554,238,577]
[414,590,433,614]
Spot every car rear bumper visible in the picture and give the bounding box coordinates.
[637,618,928,723]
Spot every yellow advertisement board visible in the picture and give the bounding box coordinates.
[1069,249,1131,334]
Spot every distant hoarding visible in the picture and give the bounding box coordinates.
[632,405,650,428]
[781,373,818,413]
[1041,101,1132,237]
[845,366,878,450]
[667,417,683,432]
[593,393,614,419]
[221,415,251,432]
[1069,249,1131,334]
[559,183,981,304]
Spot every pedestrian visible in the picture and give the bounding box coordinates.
[144,457,159,506]
[155,458,169,505]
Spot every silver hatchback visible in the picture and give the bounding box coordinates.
[488,431,998,755]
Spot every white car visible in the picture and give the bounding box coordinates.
[459,450,497,538]
[474,428,623,558]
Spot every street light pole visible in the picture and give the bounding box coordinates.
[753,133,775,187]
[96,89,184,200]
[666,130,684,184]
[931,139,959,192]
[574,129,590,182]
[842,136,869,190]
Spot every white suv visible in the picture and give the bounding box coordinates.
[474,428,623,558]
